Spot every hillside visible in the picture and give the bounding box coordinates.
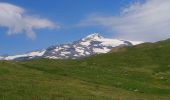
[0,39,170,100]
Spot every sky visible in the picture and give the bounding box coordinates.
[0,0,170,55]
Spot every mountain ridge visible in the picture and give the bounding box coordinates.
[0,33,142,60]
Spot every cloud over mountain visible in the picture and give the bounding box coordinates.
[0,2,57,39]
[78,0,170,42]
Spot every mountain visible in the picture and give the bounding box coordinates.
[0,38,169,99]
[0,56,3,60]
[2,50,46,60]
[0,33,142,60]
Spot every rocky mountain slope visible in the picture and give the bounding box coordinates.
[0,33,142,60]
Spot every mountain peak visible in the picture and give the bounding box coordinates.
[0,33,142,60]
[82,33,103,41]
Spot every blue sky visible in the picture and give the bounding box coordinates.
[1,0,170,55]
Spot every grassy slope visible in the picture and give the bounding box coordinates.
[0,39,170,100]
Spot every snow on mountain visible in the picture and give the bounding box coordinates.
[127,41,143,45]
[0,56,4,60]
[43,33,142,59]
[0,33,142,60]
[2,50,46,60]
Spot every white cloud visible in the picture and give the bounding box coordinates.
[0,2,58,39]
[78,0,170,42]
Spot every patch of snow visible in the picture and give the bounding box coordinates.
[80,41,91,46]
[93,48,108,54]
[85,51,90,55]
[129,41,143,45]
[27,50,46,57]
[100,39,125,47]
[75,48,84,53]
[0,56,4,60]
[59,53,66,56]
[74,54,79,57]
[46,56,60,59]
[4,54,28,60]
[82,33,103,41]
[61,51,71,55]
[3,50,46,60]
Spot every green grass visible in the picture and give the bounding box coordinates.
[0,39,170,100]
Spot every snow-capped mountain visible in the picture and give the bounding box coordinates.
[0,56,4,60]
[1,50,46,60]
[0,33,142,60]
